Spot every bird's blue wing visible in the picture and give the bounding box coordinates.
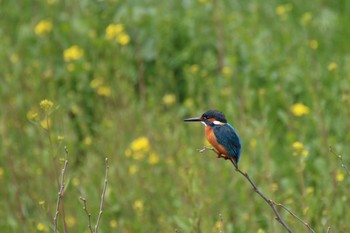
[213,123,241,161]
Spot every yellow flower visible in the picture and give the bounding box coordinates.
[292,141,309,158]
[336,170,345,182]
[300,12,312,25]
[117,32,130,45]
[37,223,48,232]
[148,152,160,165]
[190,64,199,74]
[57,136,64,141]
[328,62,338,72]
[292,141,304,150]
[275,3,293,16]
[306,187,314,195]
[63,45,84,62]
[90,78,104,89]
[270,183,279,192]
[130,137,150,153]
[162,94,176,107]
[214,220,223,231]
[222,66,232,76]
[0,167,4,179]
[40,99,54,112]
[249,139,257,149]
[310,40,318,50]
[133,200,144,212]
[184,98,194,108]
[84,136,92,146]
[220,87,231,97]
[97,86,112,97]
[38,200,45,206]
[27,110,39,121]
[129,165,138,175]
[105,24,124,40]
[34,20,53,36]
[66,216,76,227]
[110,219,118,228]
[72,177,80,186]
[291,103,310,116]
[40,118,52,130]
[10,53,19,64]
[285,198,294,205]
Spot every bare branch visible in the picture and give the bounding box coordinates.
[95,158,109,233]
[54,147,69,233]
[198,147,293,232]
[79,197,93,233]
[329,146,350,176]
[276,203,315,233]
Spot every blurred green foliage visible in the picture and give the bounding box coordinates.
[1,0,350,232]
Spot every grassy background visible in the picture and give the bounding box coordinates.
[1,0,350,232]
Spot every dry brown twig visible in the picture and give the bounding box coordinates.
[95,158,109,233]
[276,203,315,233]
[80,158,109,233]
[54,146,69,233]
[79,197,93,233]
[198,146,316,233]
[329,146,350,176]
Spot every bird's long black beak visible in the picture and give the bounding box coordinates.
[184,117,202,122]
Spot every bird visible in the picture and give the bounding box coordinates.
[184,110,242,166]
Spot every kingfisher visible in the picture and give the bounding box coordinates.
[184,110,242,165]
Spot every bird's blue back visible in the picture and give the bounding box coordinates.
[212,123,241,162]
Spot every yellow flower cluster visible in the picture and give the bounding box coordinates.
[125,137,160,175]
[27,109,39,121]
[328,62,338,72]
[63,45,84,62]
[37,222,48,232]
[212,220,223,232]
[222,66,232,77]
[336,170,345,182]
[300,12,312,26]
[275,3,293,20]
[133,199,144,213]
[105,23,130,45]
[310,40,318,50]
[66,216,76,227]
[290,103,310,117]
[90,78,112,97]
[292,141,309,157]
[34,20,53,36]
[40,99,54,112]
[110,219,118,228]
[162,93,176,107]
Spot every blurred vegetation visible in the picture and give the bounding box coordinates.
[1,0,350,232]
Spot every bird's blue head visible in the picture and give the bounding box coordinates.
[184,110,227,126]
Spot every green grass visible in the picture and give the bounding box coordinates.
[1,0,350,232]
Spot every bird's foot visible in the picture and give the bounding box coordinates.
[216,153,230,160]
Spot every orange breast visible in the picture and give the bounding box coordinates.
[205,126,228,156]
